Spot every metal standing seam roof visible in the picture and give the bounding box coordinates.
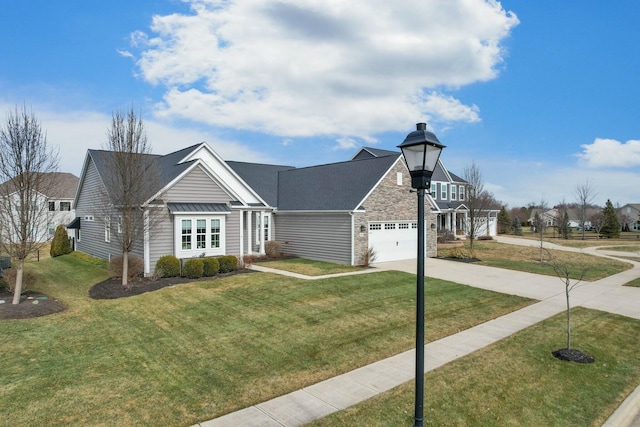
[167,202,230,213]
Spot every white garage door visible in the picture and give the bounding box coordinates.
[369,221,419,263]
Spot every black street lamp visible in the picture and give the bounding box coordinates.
[398,122,445,427]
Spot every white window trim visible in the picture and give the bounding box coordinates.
[174,214,226,258]
[459,186,465,201]
[450,184,457,201]
[104,218,111,243]
[396,172,403,186]
[441,183,448,200]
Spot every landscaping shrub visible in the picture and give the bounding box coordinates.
[108,254,144,279]
[183,258,204,279]
[155,255,180,278]
[265,240,282,258]
[3,268,36,294]
[242,254,257,268]
[217,255,238,273]
[50,225,72,257]
[202,257,219,277]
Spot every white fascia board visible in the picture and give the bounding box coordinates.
[177,142,269,207]
[437,159,454,183]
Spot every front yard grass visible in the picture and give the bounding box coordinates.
[309,307,640,426]
[254,257,366,276]
[439,242,632,281]
[625,277,640,287]
[1,254,532,426]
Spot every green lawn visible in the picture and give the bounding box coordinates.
[0,254,533,426]
[439,242,632,281]
[308,308,640,426]
[625,278,640,287]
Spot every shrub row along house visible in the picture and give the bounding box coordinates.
[71,143,477,276]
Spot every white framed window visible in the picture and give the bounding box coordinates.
[104,218,111,243]
[384,223,396,230]
[210,219,220,248]
[48,223,56,236]
[430,183,437,198]
[396,172,403,186]
[181,219,192,250]
[255,213,271,243]
[60,202,71,211]
[459,186,465,201]
[49,202,56,212]
[441,183,448,200]
[175,215,226,256]
[450,185,457,201]
[398,223,409,229]
[117,216,122,234]
[369,223,382,231]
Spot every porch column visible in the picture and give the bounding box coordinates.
[259,210,265,254]
[247,211,252,255]
[239,210,244,259]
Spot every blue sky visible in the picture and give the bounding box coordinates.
[1,0,639,208]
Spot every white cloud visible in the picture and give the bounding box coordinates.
[577,138,640,168]
[132,0,518,138]
[334,137,358,150]
[0,101,272,177]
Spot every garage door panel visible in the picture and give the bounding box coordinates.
[369,221,420,262]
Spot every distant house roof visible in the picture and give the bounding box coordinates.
[351,147,401,161]
[0,172,79,199]
[226,161,295,207]
[277,155,399,211]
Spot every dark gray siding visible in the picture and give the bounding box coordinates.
[75,158,124,260]
[148,207,173,275]
[275,213,353,265]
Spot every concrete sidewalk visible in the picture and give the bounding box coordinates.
[194,240,640,427]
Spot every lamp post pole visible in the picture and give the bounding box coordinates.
[414,186,426,427]
[398,122,445,427]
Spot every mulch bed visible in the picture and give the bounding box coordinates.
[552,348,595,363]
[0,290,66,320]
[89,269,255,300]
[440,257,481,263]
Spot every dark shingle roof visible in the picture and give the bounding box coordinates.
[351,147,401,161]
[226,161,295,207]
[277,155,399,211]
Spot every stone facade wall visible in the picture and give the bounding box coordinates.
[353,159,438,265]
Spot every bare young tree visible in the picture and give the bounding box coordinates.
[100,107,162,288]
[463,161,495,252]
[533,199,548,262]
[0,105,60,304]
[545,249,590,358]
[574,180,596,240]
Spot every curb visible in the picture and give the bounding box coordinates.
[602,384,640,426]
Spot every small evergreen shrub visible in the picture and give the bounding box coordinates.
[265,240,282,258]
[108,254,144,279]
[50,225,72,257]
[202,257,219,277]
[217,255,238,273]
[183,258,204,279]
[155,255,180,278]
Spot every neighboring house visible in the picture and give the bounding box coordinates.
[427,161,499,239]
[73,143,447,274]
[0,172,78,243]
[618,204,640,231]
[528,207,600,231]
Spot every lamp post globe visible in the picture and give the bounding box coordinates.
[397,123,445,427]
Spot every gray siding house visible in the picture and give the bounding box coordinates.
[72,143,443,275]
